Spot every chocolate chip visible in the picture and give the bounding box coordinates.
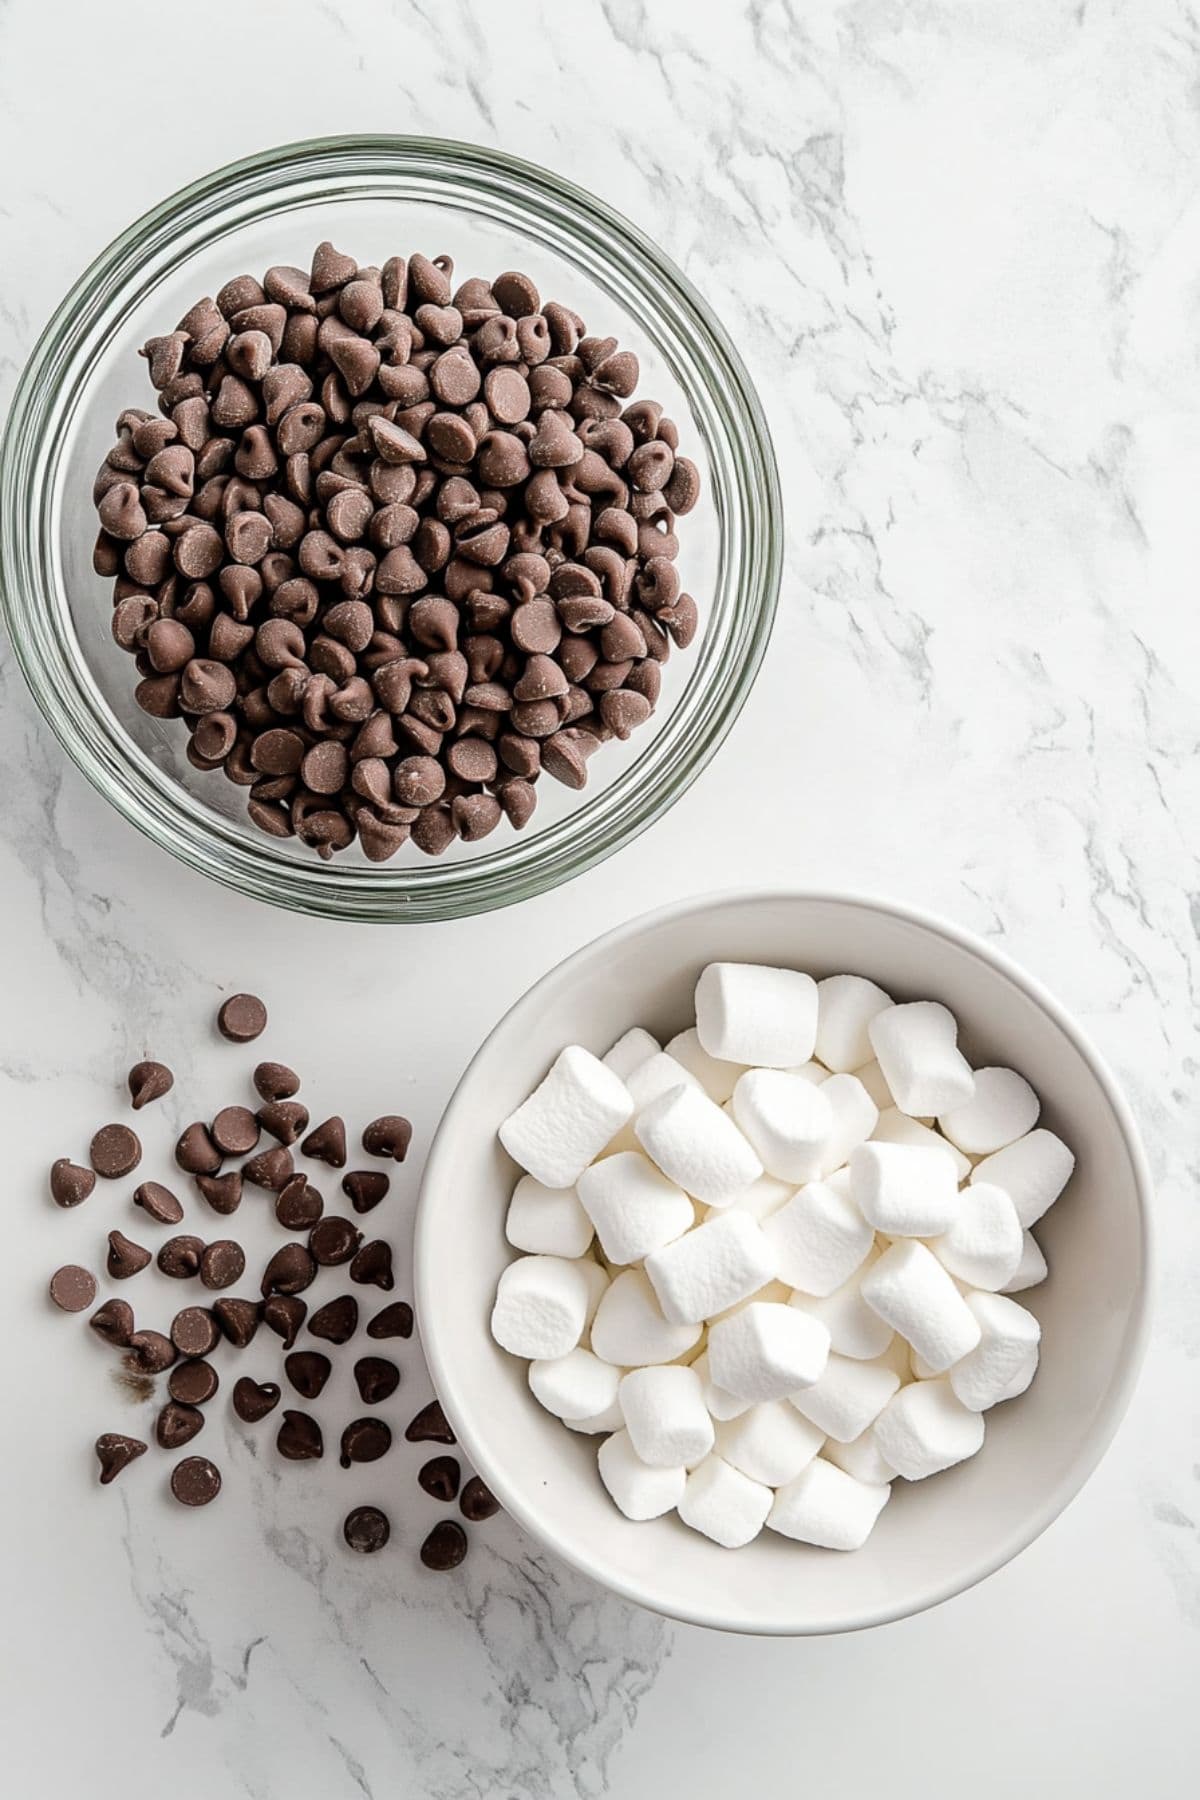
[90,1298,135,1346]
[420,1519,467,1570]
[308,1216,363,1267]
[418,1455,461,1502]
[171,1305,220,1357]
[262,1294,307,1348]
[213,1296,261,1347]
[128,1060,174,1109]
[158,1234,205,1279]
[277,1410,323,1460]
[200,1239,245,1290]
[176,1121,222,1176]
[243,1146,294,1190]
[405,1400,455,1444]
[308,1294,359,1345]
[49,1264,97,1313]
[211,1105,260,1156]
[133,1180,184,1225]
[258,1100,309,1145]
[366,1301,413,1340]
[261,1243,316,1297]
[285,1350,331,1399]
[342,1170,389,1214]
[217,993,267,1042]
[171,1455,222,1506]
[343,1505,390,1553]
[95,1433,147,1485]
[254,1061,300,1102]
[276,1174,324,1230]
[125,1329,177,1374]
[50,1158,95,1208]
[195,1170,243,1214]
[233,1377,280,1422]
[349,1239,394,1290]
[169,1358,219,1405]
[339,1417,392,1468]
[459,1475,500,1522]
[90,1123,141,1179]
[301,1115,347,1168]
[107,1230,152,1280]
[158,1401,205,1449]
[361,1115,412,1162]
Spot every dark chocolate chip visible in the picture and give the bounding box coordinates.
[170,1305,220,1357]
[125,1329,177,1374]
[95,1432,147,1484]
[349,1239,394,1290]
[107,1229,152,1280]
[420,1519,467,1570]
[233,1376,281,1422]
[50,1158,95,1208]
[459,1475,500,1521]
[366,1301,413,1340]
[49,1264,97,1313]
[301,1115,347,1167]
[128,1060,174,1109]
[133,1180,184,1225]
[254,1061,300,1102]
[308,1294,358,1345]
[277,1410,323,1460]
[90,1298,135,1346]
[405,1399,455,1444]
[343,1505,390,1553]
[353,1356,399,1404]
[342,1170,389,1214]
[261,1243,316,1296]
[195,1170,243,1214]
[213,1296,262,1347]
[211,1105,260,1156]
[157,1401,204,1449]
[158,1234,205,1279]
[361,1115,412,1162]
[308,1216,363,1267]
[200,1239,245,1290]
[176,1121,223,1176]
[243,1146,294,1191]
[171,1455,222,1506]
[262,1293,307,1348]
[339,1417,392,1468]
[90,1123,142,1179]
[258,1100,309,1146]
[418,1455,461,1502]
[285,1350,331,1399]
[217,993,267,1042]
[276,1174,324,1230]
[169,1358,219,1405]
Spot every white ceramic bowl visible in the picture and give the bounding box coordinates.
[416,891,1152,1634]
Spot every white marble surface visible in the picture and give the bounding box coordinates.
[1,0,1198,1793]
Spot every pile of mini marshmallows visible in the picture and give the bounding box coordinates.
[489,966,1073,1552]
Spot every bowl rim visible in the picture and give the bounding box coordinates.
[415,886,1155,1635]
[0,135,781,922]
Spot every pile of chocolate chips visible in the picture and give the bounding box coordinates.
[92,244,700,861]
[49,991,497,1566]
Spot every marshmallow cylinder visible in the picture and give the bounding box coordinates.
[817,1072,879,1174]
[490,1255,591,1360]
[576,1151,694,1266]
[500,1046,633,1189]
[824,1427,898,1486]
[598,1429,686,1520]
[505,1175,594,1259]
[695,962,818,1069]
[636,1083,763,1207]
[713,1173,794,1223]
[589,1268,702,1367]
[643,1211,775,1326]
[768,1458,891,1551]
[849,1141,960,1237]
[602,1026,661,1082]
[949,1292,1041,1411]
[717,1400,825,1487]
[868,1001,975,1117]
[707,1301,831,1401]
[999,1229,1049,1294]
[693,1350,753,1420]
[854,1059,896,1112]
[664,1026,744,1104]
[873,1378,986,1480]
[677,1453,774,1548]
[790,1246,895,1360]
[763,1176,873,1297]
[618,1364,715,1468]
[815,975,893,1072]
[970,1129,1075,1227]
[859,1240,982,1372]
[789,1351,900,1442]
[731,1068,834,1184]
[578,1257,610,1332]
[869,1106,971,1181]
[529,1347,621,1421]
[938,1066,1040,1155]
[563,1395,626,1434]
[930,1180,1023,1291]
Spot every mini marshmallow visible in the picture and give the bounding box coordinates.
[731,1069,834,1183]
[707,1301,830,1401]
[859,1240,982,1372]
[500,1046,633,1189]
[618,1364,715,1468]
[598,1429,686,1520]
[529,1347,621,1421]
[768,1458,891,1550]
[790,1250,896,1361]
[971,1128,1075,1227]
[815,974,893,1072]
[790,1351,900,1443]
[763,1176,873,1296]
[817,1073,879,1175]
[578,1257,610,1332]
[999,1229,1049,1294]
[790,1060,831,1085]
[870,1106,971,1181]
[636,1083,763,1207]
[602,1050,705,1155]
[930,1181,1023,1291]
[875,1332,917,1383]
[713,1173,794,1223]
[938,1066,1040,1155]
[695,962,818,1069]
[490,1255,591,1360]
[854,1059,896,1112]
[677,1453,773,1548]
[949,1291,1041,1411]
[693,1350,752,1420]
[576,1152,694,1266]
[665,1026,744,1104]
[717,1400,825,1487]
[589,1268,702,1367]
[868,1001,975,1118]
[708,1278,792,1324]
[873,1378,985,1480]
[563,1395,626,1434]
[824,1427,897,1487]
[505,1175,594,1259]
[644,1211,775,1325]
[602,1026,661,1082]
[849,1141,960,1237]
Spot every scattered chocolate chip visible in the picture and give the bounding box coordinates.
[420,1519,467,1570]
[213,1296,261,1347]
[308,1216,363,1266]
[50,1158,96,1208]
[301,1115,347,1167]
[95,1432,147,1484]
[352,1356,398,1405]
[49,1264,97,1313]
[276,1174,324,1229]
[195,1170,243,1214]
[258,1100,309,1145]
[158,1234,205,1279]
[157,1401,205,1449]
[133,1180,184,1225]
[171,1454,222,1505]
[285,1350,331,1399]
[366,1301,413,1340]
[125,1329,177,1374]
[211,1104,260,1156]
[349,1239,394,1290]
[261,1243,316,1296]
[169,1359,220,1405]
[243,1146,294,1190]
[217,993,267,1042]
[459,1475,500,1522]
[200,1238,245,1290]
[405,1399,455,1444]
[90,1298,135,1346]
[263,1293,307,1348]
[342,1170,389,1214]
[89,1123,142,1179]
[171,1305,220,1357]
[343,1505,390,1553]
[233,1376,281,1422]
[361,1115,412,1162]
[253,1061,300,1102]
[418,1455,461,1502]
[339,1417,392,1468]
[309,1294,359,1345]
[176,1121,222,1176]
[277,1410,323,1460]
[127,1060,173,1109]
[107,1229,152,1280]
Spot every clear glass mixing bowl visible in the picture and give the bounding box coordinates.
[0,137,780,921]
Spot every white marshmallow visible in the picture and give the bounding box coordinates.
[859,1240,982,1372]
[677,1453,773,1548]
[790,1250,896,1361]
[869,1106,971,1182]
[597,1429,686,1520]
[589,1268,702,1367]
[875,1331,917,1384]
[708,1278,792,1324]
[815,974,893,1072]
[789,1352,900,1442]
[601,1026,660,1082]
[643,1210,775,1325]
[938,1066,1040,1155]
[970,1128,1075,1227]
[763,1177,873,1296]
[849,1140,960,1237]
[490,1255,591,1360]
[578,1257,610,1332]
[824,1427,897,1486]
[665,1026,744,1103]
[999,1229,1049,1294]
[868,1001,975,1118]
[768,1458,891,1550]
[789,1060,831,1085]
[717,1401,825,1486]
[576,1152,693,1266]
[529,1347,621,1421]
[817,1072,879,1174]
[636,1083,763,1207]
[712,1173,794,1223]
[505,1175,594,1259]
[873,1378,985,1480]
[695,962,818,1069]
[731,1068,833,1184]
[949,1292,1041,1411]
[618,1365,714,1468]
[854,1059,896,1112]
[601,1051,701,1154]
[500,1046,633,1189]
[930,1181,1023,1291]
[693,1350,753,1420]
[563,1395,626,1434]
[707,1301,830,1400]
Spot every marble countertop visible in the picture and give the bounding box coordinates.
[2,1,1198,1793]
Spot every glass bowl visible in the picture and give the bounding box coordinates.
[0,137,780,922]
